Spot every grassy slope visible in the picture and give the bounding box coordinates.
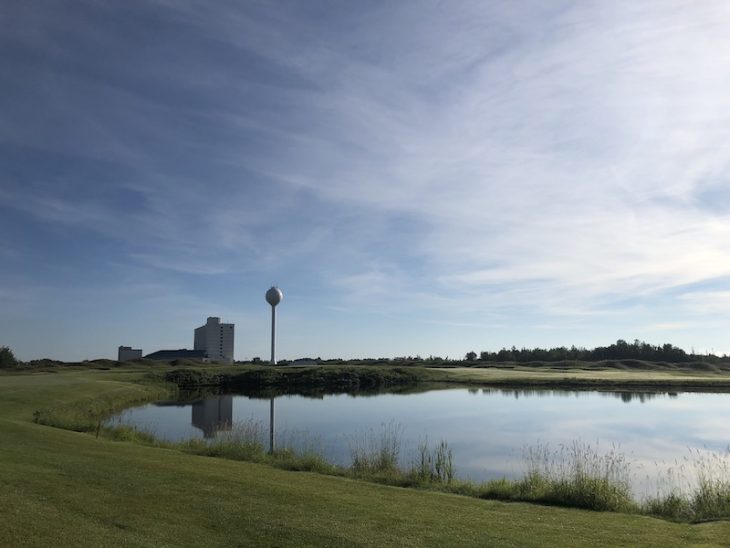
[430,365,730,390]
[2,368,730,547]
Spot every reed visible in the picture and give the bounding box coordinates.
[349,421,402,476]
[643,447,730,521]
[412,438,454,484]
[513,441,635,512]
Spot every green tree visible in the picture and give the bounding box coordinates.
[465,351,477,361]
[0,346,18,368]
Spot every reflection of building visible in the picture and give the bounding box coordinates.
[191,396,233,438]
[194,317,234,364]
[118,346,142,361]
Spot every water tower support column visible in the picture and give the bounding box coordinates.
[270,305,276,365]
[265,286,283,365]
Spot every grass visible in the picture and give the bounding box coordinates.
[691,450,730,520]
[349,421,402,477]
[413,439,455,485]
[3,365,730,546]
[516,441,634,512]
[99,412,730,524]
[20,364,730,521]
[642,448,730,522]
[434,365,730,392]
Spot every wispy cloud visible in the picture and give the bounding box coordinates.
[3,1,730,359]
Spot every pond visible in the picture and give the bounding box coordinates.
[109,387,730,497]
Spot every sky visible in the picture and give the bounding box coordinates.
[2,0,730,362]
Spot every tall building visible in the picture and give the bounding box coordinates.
[118,346,142,361]
[194,317,234,364]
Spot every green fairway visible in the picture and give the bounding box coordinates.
[432,365,730,390]
[2,367,730,546]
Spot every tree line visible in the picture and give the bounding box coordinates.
[465,339,729,363]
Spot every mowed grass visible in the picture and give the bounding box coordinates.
[434,365,730,390]
[1,368,730,546]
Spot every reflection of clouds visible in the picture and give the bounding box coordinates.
[112,403,201,441]
[648,393,730,412]
[688,417,730,446]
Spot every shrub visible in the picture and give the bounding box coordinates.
[0,346,18,368]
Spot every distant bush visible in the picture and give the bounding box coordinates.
[0,346,18,368]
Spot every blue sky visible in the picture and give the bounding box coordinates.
[2,1,730,361]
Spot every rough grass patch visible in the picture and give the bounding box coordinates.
[349,421,402,477]
[514,441,637,513]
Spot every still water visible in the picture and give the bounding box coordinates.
[110,387,730,496]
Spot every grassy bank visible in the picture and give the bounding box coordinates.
[26,363,730,522]
[4,366,730,546]
[431,364,730,392]
[149,360,730,395]
[101,414,730,524]
[161,364,438,392]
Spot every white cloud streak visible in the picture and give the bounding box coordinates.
[224,1,730,317]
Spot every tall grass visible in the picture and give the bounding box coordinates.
[349,421,402,476]
[643,447,730,521]
[514,441,636,513]
[178,420,338,474]
[691,447,730,519]
[412,438,454,484]
[185,420,267,461]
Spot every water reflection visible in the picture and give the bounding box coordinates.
[154,394,277,448]
[472,387,678,403]
[115,387,730,497]
[191,396,233,438]
[269,397,275,453]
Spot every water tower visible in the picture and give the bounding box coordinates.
[265,286,283,454]
[265,286,283,364]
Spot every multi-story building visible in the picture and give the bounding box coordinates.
[194,317,234,364]
[118,346,142,361]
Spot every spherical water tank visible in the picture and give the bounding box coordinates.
[266,286,283,307]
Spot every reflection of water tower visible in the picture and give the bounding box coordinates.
[191,396,233,438]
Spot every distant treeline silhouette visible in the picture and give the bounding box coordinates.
[466,339,729,363]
